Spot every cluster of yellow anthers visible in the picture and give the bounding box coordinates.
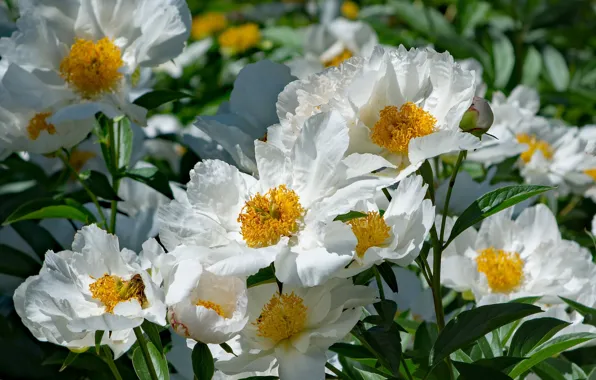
[89,274,147,313]
[255,292,308,344]
[475,247,524,293]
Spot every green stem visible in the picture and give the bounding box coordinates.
[382,187,392,202]
[133,327,159,380]
[439,151,466,244]
[107,121,121,234]
[101,346,123,380]
[58,152,108,228]
[373,266,386,301]
[401,356,414,380]
[325,362,344,379]
[429,224,446,330]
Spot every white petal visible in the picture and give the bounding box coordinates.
[408,130,481,164]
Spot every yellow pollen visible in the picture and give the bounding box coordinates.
[347,211,390,257]
[218,23,261,54]
[341,1,360,19]
[516,133,554,163]
[238,185,304,248]
[27,112,56,140]
[192,12,227,40]
[584,168,596,181]
[196,300,226,318]
[255,292,307,344]
[475,247,524,294]
[60,37,123,99]
[370,103,437,155]
[323,49,354,68]
[69,149,97,174]
[89,274,146,313]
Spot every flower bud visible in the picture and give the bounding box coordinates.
[460,96,494,138]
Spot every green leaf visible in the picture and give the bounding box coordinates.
[125,167,174,199]
[508,333,596,378]
[247,265,276,288]
[560,296,596,327]
[334,211,367,222]
[329,343,375,359]
[358,323,402,376]
[376,262,398,293]
[473,357,524,373]
[238,377,278,380]
[429,303,542,366]
[491,31,515,88]
[444,185,552,247]
[0,244,41,277]
[134,90,193,110]
[453,361,512,379]
[118,117,134,169]
[59,351,80,372]
[3,198,96,226]
[522,46,542,86]
[80,170,121,201]
[142,320,164,354]
[192,342,215,380]
[543,46,570,91]
[415,322,439,353]
[373,300,398,329]
[355,368,386,380]
[11,221,63,260]
[390,0,456,38]
[418,160,435,201]
[508,317,570,357]
[95,331,104,355]
[532,357,587,380]
[219,342,236,356]
[132,343,170,380]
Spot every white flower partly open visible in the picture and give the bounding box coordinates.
[336,175,435,277]
[159,111,396,286]
[13,225,166,357]
[439,205,595,304]
[0,0,191,126]
[215,279,375,380]
[156,245,249,344]
[274,45,480,180]
[194,60,296,174]
[286,18,378,78]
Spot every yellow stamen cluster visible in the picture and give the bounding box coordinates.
[69,150,97,174]
[89,274,146,313]
[370,103,437,155]
[516,133,554,163]
[238,185,304,248]
[60,37,123,99]
[218,23,261,54]
[255,292,307,344]
[475,247,524,293]
[341,1,360,19]
[323,49,354,68]
[347,211,390,257]
[584,168,596,181]
[192,12,227,40]
[27,112,56,140]
[196,300,226,318]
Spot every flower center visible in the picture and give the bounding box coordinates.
[323,49,353,68]
[218,23,261,53]
[192,12,227,40]
[255,292,307,344]
[584,168,596,181]
[238,185,304,248]
[69,149,97,174]
[475,247,524,293]
[516,133,554,163]
[27,112,56,140]
[60,37,124,99]
[347,211,390,257]
[370,103,437,155]
[196,299,226,318]
[89,274,147,313]
[341,0,360,19]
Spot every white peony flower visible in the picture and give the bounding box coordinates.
[274,45,480,180]
[336,175,435,277]
[159,111,396,287]
[193,60,296,174]
[458,58,487,98]
[156,245,249,344]
[154,38,213,79]
[565,125,596,202]
[13,225,166,357]
[439,205,595,304]
[215,279,375,380]
[286,18,378,78]
[0,0,191,126]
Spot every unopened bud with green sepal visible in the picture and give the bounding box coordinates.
[460,96,494,138]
